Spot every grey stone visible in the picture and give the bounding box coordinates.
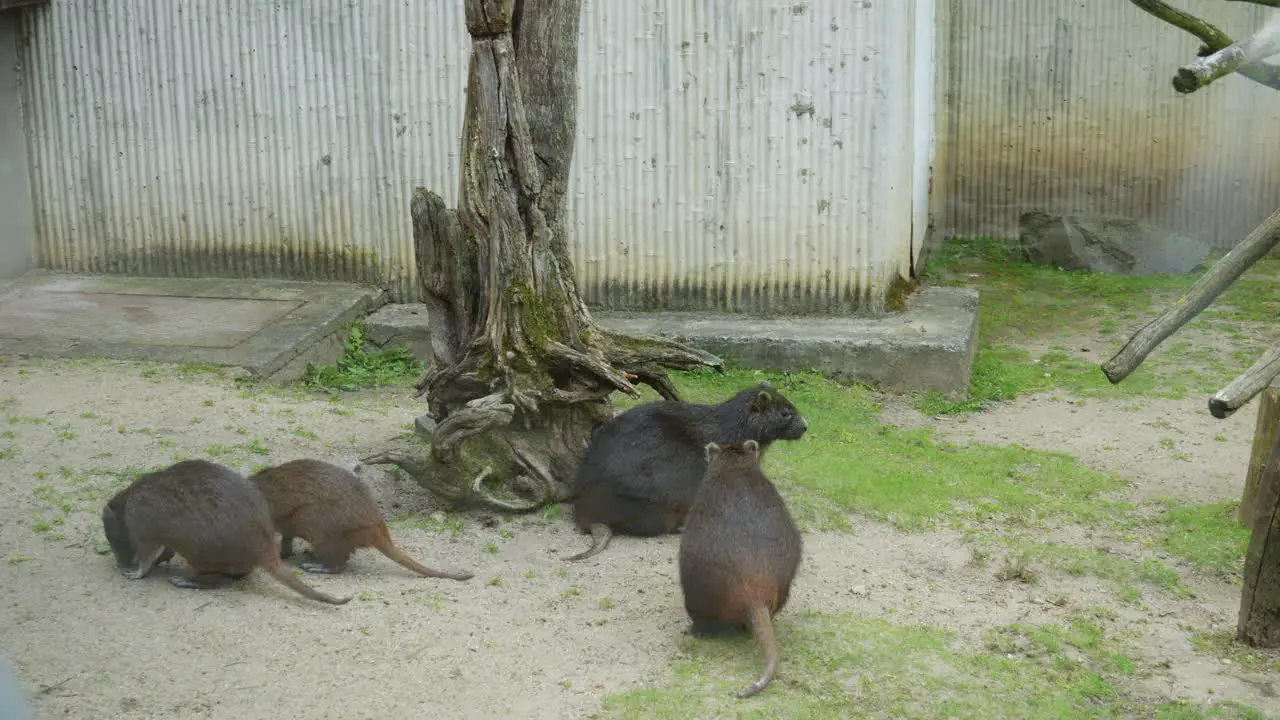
[0,270,386,384]
[595,286,980,399]
[415,413,438,441]
[1018,210,1211,275]
[364,303,434,360]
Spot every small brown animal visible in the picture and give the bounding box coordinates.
[677,439,802,698]
[249,458,474,581]
[101,459,351,605]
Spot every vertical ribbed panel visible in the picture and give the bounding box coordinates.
[20,0,473,301]
[939,0,1280,248]
[569,0,917,314]
[20,0,919,312]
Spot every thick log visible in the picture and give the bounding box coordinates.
[1129,0,1280,91]
[1237,416,1280,646]
[1239,378,1280,524]
[1173,23,1280,93]
[1211,341,1280,419]
[372,0,723,511]
[1101,206,1280,387]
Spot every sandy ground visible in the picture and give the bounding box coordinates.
[1,357,1278,719]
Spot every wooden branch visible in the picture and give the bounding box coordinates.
[626,365,681,401]
[1129,0,1280,91]
[1101,206,1280,385]
[1173,23,1280,93]
[1211,341,1280,418]
[467,466,545,512]
[544,341,639,396]
[360,450,468,503]
[431,392,516,464]
[602,330,726,372]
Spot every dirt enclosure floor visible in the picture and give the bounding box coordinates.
[0,356,1277,719]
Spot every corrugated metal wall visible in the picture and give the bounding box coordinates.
[571,0,917,314]
[20,0,470,302]
[939,0,1280,248]
[17,0,921,312]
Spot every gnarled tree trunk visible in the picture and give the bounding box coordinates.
[363,0,722,511]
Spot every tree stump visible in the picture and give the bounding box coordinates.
[1239,378,1280,525]
[360,0,722,511]
[1237,413,1280,646]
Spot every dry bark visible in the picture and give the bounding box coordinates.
[1240,379,1280,525]
[1129,0,1280,91]
[362,0,722,511]
[1238,417,1280,647]
[1174,24,1280,93]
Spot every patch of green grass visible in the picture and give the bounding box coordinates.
[910,237,1280,412]
[174,362,227,378]
[1153,500,1250,578]
[1189,630,1280,674]
[27,463,165,542]
[657,367,1130,532]
[0,446,17,460]
[920,237,1228,342]
[600,612,1262,720]
[388,511,467,537]
[203,440,271,459]
[983,537,1187,600]
[302,323,425,392]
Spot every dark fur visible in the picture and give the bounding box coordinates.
[249,459,473,581]
[678,440,802,698]
[565,382,808,561]
[101,459,351,605]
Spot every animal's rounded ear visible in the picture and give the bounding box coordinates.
[759,380,773,390]
[755,391,772,410]
[744,439,760,457]
[704,442,721,463]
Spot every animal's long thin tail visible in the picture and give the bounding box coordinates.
[261,556,352,605]
[738,604,779,698]
[565,523,612,561]
[373,525,474,581]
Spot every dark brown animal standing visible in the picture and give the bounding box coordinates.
[249,459,474,581]
[100,459,351,605]
[566,382,808,561]
[678,439,802,698]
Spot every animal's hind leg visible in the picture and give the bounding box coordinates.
[279,535,296,559]
[168,571,231,590]
[299,540,352,575]
[685,616,739,638]
[121,542,168,580]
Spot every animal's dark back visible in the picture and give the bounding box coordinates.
[121,460,272,558]
[574,401,713,496]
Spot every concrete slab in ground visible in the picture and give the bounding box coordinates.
[0,270,386,383]
[366,286,979,398]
